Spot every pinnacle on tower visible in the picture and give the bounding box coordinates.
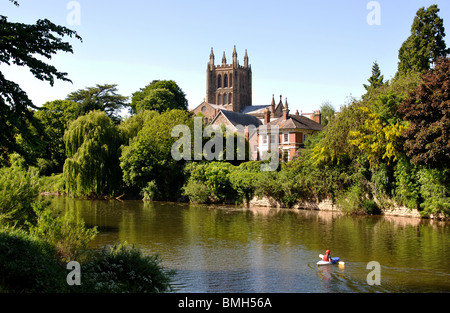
[209,47,215,70]
[244,49,249,68]
[222,51,227,65]
[232,45,238,67]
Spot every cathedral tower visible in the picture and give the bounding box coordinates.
[206,46,252,113]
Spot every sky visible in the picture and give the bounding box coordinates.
[1,0,449,115]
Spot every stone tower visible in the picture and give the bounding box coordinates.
[206,46,252,113]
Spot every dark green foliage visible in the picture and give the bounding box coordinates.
[130,80,188,114]
[0,227,67,293]
[363,61,385,92]
[0,6,81,160]
[120,109,193,200]
[397,5,448,76]
[66,84,129,123]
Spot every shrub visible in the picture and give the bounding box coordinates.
[0,227,67,293]
[0,156,40,227]
[77,244,174,293]
[29,204,98,262]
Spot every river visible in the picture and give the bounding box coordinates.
[45,196,450,293]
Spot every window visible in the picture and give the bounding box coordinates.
[228,93,232,104]
[224,74,228,88]
[201,106,207,112]
[229,75,233,87]
[283,133,289,143]
[223,93,227,104]
[303,134,308,143]
[218,75,222,88]
[262,135,267,145]
[218,94,222,105]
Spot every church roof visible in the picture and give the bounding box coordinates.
[211,110,262,128]
[240,105,271,114]
[267,114,324,131]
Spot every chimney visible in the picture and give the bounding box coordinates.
[314,110,321,124]
[295,109,299,116]
[264,108,271,124]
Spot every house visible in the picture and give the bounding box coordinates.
[257,99,323,162]
[209,110,262,161]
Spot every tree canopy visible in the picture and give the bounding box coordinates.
[399,57,450,169]
[66,84,128,123]
[130,80,188,114]
[63,111,123,197]
[397,5,448,76]
[0,1,81,161]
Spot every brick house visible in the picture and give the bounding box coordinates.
[257,100,323,162]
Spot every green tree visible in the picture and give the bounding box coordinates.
[319,101,335,126]
[63,111,124,197]
[363,61,385,92]
[398,57,450,169]
[33,100,80,174]
[66,84,128,123]
[397,4,448,76]
[0,0,81,162]
[120,109,193,200]
[130,80,188,114]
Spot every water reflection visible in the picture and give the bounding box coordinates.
[44,196,450,293]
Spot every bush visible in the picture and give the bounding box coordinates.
[29,204,98,262]
[0,227,67,293]
[336,184,379,215]
[38,173,66,194]
[417,168,450,217]
[182,179,210,204]
[0,156,40,227]
[77,244,174,293]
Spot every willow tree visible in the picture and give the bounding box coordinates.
[63,111,123,197]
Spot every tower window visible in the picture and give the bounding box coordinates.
[224,74,228,88]
[229,74,232,87]
[218,75,222,88]
[223,93,227,105]
[228,93,232,104]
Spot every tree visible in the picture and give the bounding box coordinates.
[120,109,193,200]
[319,101,335,126]
[63,111,123,197]
[398,57,450,169]
[130,80,188,114]
[33,100,80,174]
[66,84,128,123]
[397,5,448,76]
[0,1,81,161]
[363,61,385,92]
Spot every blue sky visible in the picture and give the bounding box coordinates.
[1,0,449,114]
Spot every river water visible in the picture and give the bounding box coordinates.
[45,197,450,293]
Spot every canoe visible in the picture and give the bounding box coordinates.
[317,257,340,266]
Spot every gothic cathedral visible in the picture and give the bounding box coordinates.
[206,46,252,113]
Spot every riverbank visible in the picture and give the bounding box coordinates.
[248,196,449,221]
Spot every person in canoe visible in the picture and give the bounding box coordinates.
[323,250,331,262]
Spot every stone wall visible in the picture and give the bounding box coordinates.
[248,196,447,220]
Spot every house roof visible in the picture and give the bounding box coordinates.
[211,110,263,128]
[266,114,324,131]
